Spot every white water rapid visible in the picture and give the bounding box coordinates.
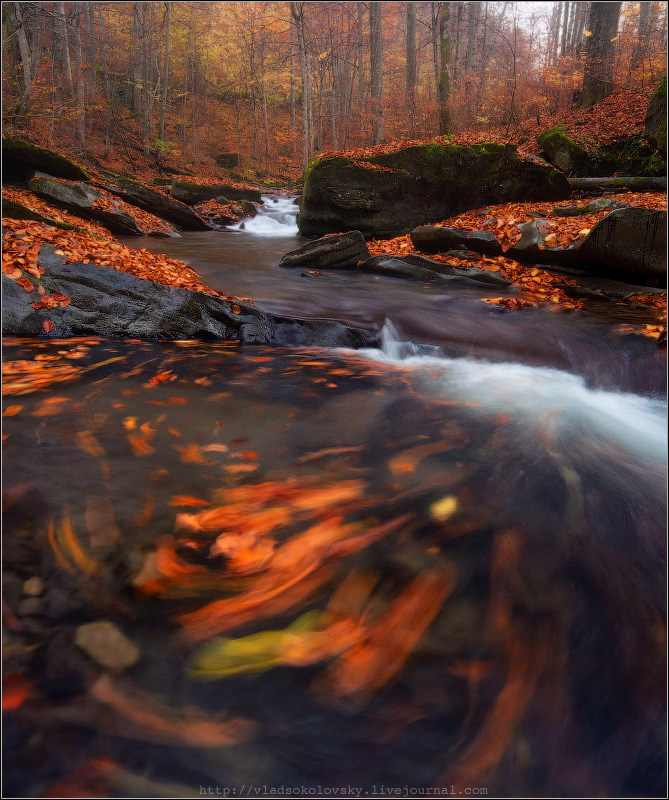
[227,195,299,237]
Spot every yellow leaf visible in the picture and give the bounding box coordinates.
[583,30,592,37]
[429,495,458,522]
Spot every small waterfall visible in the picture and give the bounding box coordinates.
[227,195,299,237]
[354,320,668,466]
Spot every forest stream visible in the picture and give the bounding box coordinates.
[3,196,666,798]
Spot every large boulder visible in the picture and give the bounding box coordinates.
[2,245,377,348]
[2,245,272,341]
[171,180,262,205]
[29,177,145,236]
[2,135,90,183]
[643,76,667,155]
[537,124,590,175]
[280,231,370,269]
[98,175,211,231]
[577,207,666,282]
[410,226,502,256]
[297,142,570,238]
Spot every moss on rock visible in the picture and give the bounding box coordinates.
[643,76,667,155]
[2,136,90,181]
[537,125,590,175]
[298,141,569,238]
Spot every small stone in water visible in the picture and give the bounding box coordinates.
[18,597,43,616]
[75,621,140,669]
[23,577,44,596]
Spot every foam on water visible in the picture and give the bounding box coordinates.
[227,195,299,237]
[355,321,668,465]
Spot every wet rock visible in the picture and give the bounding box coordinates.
[75,620,140,669]
[44,586,85,619]
[240,200,258,217]
[171,180,262,205]
[99,174,211,231]
[505,219,577,267]
[280,231,370,269]
[2,135,90,182]
[643,76,666,155]
[410,225,503,256]
[215,195,232,204]
[2,244,273,341]
[298,142,570,237]
[359,255,512,287]
[23,577,44,596]
[577,208,667,281]
[29,177,146,236]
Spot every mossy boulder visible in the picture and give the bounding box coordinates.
[170,180,262,205]
[297,142,570,238]
[2,135,90,182]
[599,135,666,177]
[1,198,90,234]
[643,76,667,156]
[537,125,590,175]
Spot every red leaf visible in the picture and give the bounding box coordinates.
[43,320,54,334]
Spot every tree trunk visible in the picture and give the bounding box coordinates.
[7,2,32,113]
[141,3,150,155]
[465,1,479,71]
[54,1,72,97]
[290,34,297,153]
[560,0,570,57]
[357,2,365,138]
[438,2,452,134]
[369,1,384,144]
[291,1,311,167]
[158,1,171,143]
[571,1,587,53]
[630,1,652,72]
[72,8,86,146]
[406,2,416,133]
[580,1,622,108]
[431,2,440,99]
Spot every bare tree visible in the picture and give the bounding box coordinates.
[54,1,73,97]
[406,1,416,133]
[580,1,622,107]
[438,1,452,134]
[158,1,171,143]
[290,1,313,167]
[6,2,32,116]
[369,1,384,144]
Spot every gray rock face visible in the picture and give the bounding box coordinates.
[99,175,211,231]
[643,76,666,155]
[3,135,90,181]
[410,226,503,256]
[171,180,262,205]
[505,220,577,267]
[2,245,273,341]
[551,199,631,217]
[298,142,570,238]
[280,231,370,269]
[29,178,146,236]
[577,208,667,281]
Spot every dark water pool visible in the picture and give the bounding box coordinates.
[3,203,667,797]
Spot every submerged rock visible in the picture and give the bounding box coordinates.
[75,621,140,670]
[298,142,570,238]
[280,230,370,269]
[410,226,503,256]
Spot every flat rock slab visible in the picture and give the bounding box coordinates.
[359,254,512,287]
[2,245,272,341]
[410,226,503,256]
[30,177,148,236]
[99,175,210,231]
[280,231,370,269]
[171,180,262,205]
[551,199,631,217]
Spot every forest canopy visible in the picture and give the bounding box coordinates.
[2,2,667,179]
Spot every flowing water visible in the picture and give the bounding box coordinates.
[3,196,666,798]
